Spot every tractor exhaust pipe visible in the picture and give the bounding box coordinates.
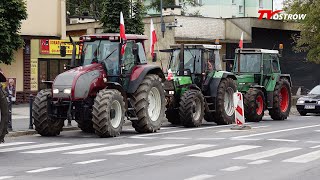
[69,35,76,68]
[179,44,184,71]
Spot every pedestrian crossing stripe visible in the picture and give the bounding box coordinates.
[3,142,320,164]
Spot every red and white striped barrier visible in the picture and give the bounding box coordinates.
[233,91,246,127]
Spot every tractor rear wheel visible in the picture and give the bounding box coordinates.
[244,88,265,122]
[214,78,237,125]
[269,78,291,120]
[166,109,180,125]
[179,90,204,127]
[132,74,166,133]
[92,89,125,137]
[33,89,64,136]
[0,89,8,143]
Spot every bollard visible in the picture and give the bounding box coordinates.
[29,94,34,129]
[8,98,12,131]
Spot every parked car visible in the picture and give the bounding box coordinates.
[296,85,320,116]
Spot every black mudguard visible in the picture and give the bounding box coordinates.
[0,72,6,82]
[127,65,165,94]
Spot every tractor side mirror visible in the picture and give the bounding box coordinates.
[177,69,191,76]
[152,53,157,62]
[60,46,66,57]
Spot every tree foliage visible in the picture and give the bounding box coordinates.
[0,0,27,65]
[284,0,320,64]
[66,0,104,19]
[100,0,145,34]
[147,0,202,16]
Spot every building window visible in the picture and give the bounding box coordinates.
[259,0,263,8]
[232,0,235,4]
[239,5,243,13]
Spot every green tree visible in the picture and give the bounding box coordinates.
[0,0,27,64]
[131,0,145,35]
[66,0,104,19]
[284,0,320,64]
[147,0,202,16]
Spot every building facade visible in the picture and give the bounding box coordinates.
[0,0,67,103]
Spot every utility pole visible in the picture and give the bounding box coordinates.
[160,0,166,38]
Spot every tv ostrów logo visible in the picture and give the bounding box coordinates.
[258,10,307,20]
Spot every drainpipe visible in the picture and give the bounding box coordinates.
[61,0,67,39]
[243,0,246,17]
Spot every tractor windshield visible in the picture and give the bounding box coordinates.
[168,49,201,73]
[234,53,262,73]
[82,40,120,72]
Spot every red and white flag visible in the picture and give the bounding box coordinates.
[150,19,157,58]
[239,32,243,49]
[120,12,127,55]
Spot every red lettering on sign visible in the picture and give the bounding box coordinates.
[258,10,283,20]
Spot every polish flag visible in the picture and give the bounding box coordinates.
[150,19,157,58]
[239,32,243,49]
[120,12,127,55]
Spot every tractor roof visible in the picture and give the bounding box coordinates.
[236,48,279,54]
[160,44,222,52]
[80,33,148,41]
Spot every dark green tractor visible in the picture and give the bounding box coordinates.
[163,44,237,127]
[232,48,292,122]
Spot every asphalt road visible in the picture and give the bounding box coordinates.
[1,114,320,180]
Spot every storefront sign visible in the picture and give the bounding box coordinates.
[40,39,79,55]
[30,58,38,91]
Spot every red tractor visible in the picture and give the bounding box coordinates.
[32,34,166,137]
[0,71,9,143]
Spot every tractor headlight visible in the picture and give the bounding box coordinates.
[317,101,320,105]
[169,91,175,95]
[53,89,59,94]
[297,100,304,104]
[63,88,71,94]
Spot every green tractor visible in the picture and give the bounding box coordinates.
[163,44,237,127]
[232,48,292,122]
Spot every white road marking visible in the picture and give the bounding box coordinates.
[252,126,270,129]
[189,145,260,158]
[0,176,14,180]
[230,138,261,141]
[73,159,106,165]
[184,174,215,180]
[146,144,215,156]
[133,124,248,137]
[22,143,103,154]
[233,124,320,139]
[65,144,143,155]
[217,129,250,133]
[0,143,69,153]
[310,145,320,149]
[268,139,299,142]
[234,147,301,160]
[26,167,62,173]
[283,149,320,163]
[306,141,320,144]
[0,142,34,147]
[314,130,320,132]
[129,136,157,139]
[248,160,270,165]
[197,138,226,140]
[221,166,247,172]
[162,137,191,140]
[109,144,183,155]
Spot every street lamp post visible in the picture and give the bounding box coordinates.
[160,0,166,37]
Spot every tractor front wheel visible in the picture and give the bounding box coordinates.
[179,90,205,127]
[92,89,125,137]
[33,89,64,136]
[244,88,265,122]
[132,74,166,133]
[269,78,291,120]
[214,78,237,125]
[0,89,8,143]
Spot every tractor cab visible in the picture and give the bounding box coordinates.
[233,48,281,92]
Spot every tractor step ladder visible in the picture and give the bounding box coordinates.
[204,96,215,113]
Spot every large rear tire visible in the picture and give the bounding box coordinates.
[179,90,204,127]
[244,88,265,122]
[269,78,291,120]
[92,89,125,137]
[132,74,166,133]
[166,109,180,125]
[0,89,8,143]
[214,78,237,125]
[33,89,64,136]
